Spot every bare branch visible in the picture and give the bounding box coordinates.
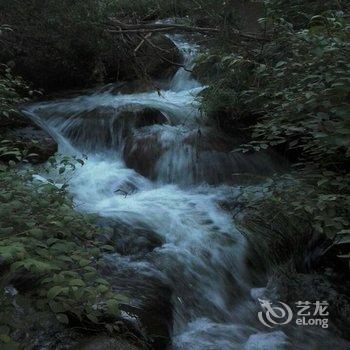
[106,18,269,41]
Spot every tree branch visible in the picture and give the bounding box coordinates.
[106,18,269,41]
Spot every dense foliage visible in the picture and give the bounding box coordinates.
[0,24,129,348]
[0,167,129,347]
[197,1,350,267]
[0,64,31,119]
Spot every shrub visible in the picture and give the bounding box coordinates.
[0,166,128,347]
[196,1,350,267]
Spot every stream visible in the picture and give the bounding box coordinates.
[23,35,349,350]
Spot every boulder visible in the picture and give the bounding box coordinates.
[123,127,282,185]
[53,105,168,152]
[123,130,164,179]
[116,105,168,130]
[98,218,172,350]
[100,218,163,258]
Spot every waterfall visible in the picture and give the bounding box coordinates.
[22,35,348,350]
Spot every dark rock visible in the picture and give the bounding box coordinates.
[123,127,282,184]
[100,218,164,258]
[183,132,234,152]
[7,126,57,163]
[0,113,57,163]
[97,217,172,350]
[77,336,141,350]
[53,105,168,152]
[10,303,82,349]
[269,271,350,340]
[102,262,173,350]
[66,105,167,128]
[123,130,164,179]
[116,105,168,130]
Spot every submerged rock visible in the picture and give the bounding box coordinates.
[47,105,168,152]
[123,129,164,179]
[123,126,282,185]
[100,218,164,258]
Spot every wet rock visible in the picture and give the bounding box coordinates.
[269,271,350,340]
[57,105,168,152]
[10,304,82,349]
[100,218,163,257]
[70,105,167,129]
[116,105,168,130]
[7,126,57,163]
[123,130,165,179]
[123,127,282,185]
[77,336,141,350]
[0,113,57,163]
[102,263,173,350]
[97,217,171,350]
[182,132,235,153]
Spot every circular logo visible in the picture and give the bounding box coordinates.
[258,298,293,328]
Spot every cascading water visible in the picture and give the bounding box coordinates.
[23,35,349,350]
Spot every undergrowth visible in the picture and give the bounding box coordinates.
[196,0,350,268]
[0,167,130,348]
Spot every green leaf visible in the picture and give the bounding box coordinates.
[105,299,119,315]
[47,286,65,300]
[337,235,350,245]
[56,313,69,324]
[101,245,114,252]
[68,279,85,287]
[86,313,99,324]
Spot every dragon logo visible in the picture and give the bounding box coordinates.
[258,299,293,328]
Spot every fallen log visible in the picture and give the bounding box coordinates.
[107,18,269,42]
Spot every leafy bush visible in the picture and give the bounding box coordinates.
[240,170,350,266]
[196,1,350,266]
[0,166,128,346]
[0,64,31,119]
[246,11,350,165]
